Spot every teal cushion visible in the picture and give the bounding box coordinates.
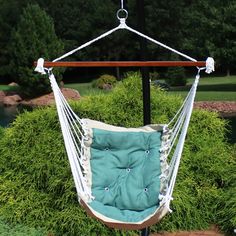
[89,128,162,222]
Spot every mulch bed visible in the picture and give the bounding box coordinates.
[194,101,236,117]
[0,88,80,106]
[21,88,81,106]
[151,225,225,236]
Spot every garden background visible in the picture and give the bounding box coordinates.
[0,0,235,236]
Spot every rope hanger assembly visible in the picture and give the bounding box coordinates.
[35,2,214,73]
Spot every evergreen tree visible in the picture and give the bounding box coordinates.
[208,1,236,75]
[10,3,64,97]
[0,0,29,80]
[182,0,236,75]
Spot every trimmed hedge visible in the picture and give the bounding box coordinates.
[0,73,235,235]
[92,74,117,90]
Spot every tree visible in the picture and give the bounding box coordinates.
[165,54,186,86]
[208,1,236,76]
[0,0,29,81]
[181,0,236,75]
[10,3,64,97]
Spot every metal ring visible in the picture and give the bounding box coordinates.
[116,9,128,20]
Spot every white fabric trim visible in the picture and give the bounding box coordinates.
[83,200,170,225]
[81,118,165,133]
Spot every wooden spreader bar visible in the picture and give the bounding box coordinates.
[35,61,205,68]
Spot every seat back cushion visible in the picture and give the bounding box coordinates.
[88,128,162,223]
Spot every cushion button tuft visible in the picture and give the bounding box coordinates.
[126,168,131,173]
[145,150,150,154]
[144,188,148,192]
[105,147,109,151]
[104,187,109,191]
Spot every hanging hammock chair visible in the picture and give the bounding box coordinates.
[34,3,214,231]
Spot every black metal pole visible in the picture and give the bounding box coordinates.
[141,227,150,236]
[137,0,151,126]
[137,0,150,234]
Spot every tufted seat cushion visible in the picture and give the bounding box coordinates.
[86,126,162,223]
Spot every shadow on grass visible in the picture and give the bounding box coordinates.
[171,83,236,92]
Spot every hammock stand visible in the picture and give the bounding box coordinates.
[34,3,214,236]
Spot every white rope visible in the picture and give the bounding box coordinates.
[167,84,194,127]
[50,77,84,163]
[168,105,188,158]
[55,85,85,136]
[49,74,92,201]
[120,0,124,9]
[49,72,85,130]
[124,24,197,62]
[55,87,84,159]
[52,26,121,63]
[36,17,204,67]
[165,74,200,206]
[54,87,85,195]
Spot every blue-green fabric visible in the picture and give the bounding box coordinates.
[89,128,162,222]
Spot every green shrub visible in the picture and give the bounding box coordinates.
[92,74,117,90]
[0,218,46,236]
[0,72,235,235]
[215,144,236,235]
[0,126,4,139]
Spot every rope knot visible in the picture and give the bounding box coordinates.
[205,57,215,74]
[34,58,46,75]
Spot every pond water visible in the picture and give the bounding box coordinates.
[0,103,235,143]
[0,103,20,127]
[0,103,33,127]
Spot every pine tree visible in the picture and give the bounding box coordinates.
[10,3,64,97]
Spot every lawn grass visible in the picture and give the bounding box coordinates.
[64,82,109,96]
[64,76,236,101]
[188,75,236,85]
[171,91,236,101]
[0,85,15,91]
[169,75,236,101]
[1,76,236,101]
